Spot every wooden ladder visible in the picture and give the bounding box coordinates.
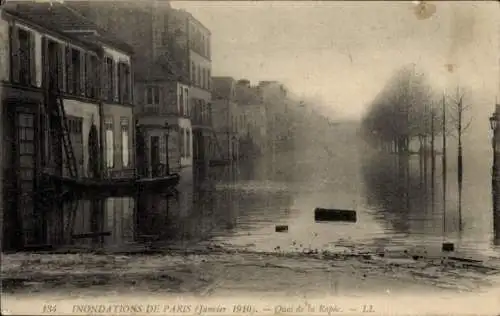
[47,84,79,179]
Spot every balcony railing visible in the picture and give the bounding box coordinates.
[136,105,179,116]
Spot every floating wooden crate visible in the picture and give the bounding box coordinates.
[275,225,289,232]
[314,208,357,222]
[442,242,454,252]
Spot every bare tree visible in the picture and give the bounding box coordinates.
[447,86,473,182]
[446,86,473,231]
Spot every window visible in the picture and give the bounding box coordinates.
[179,128,185,158]
[71,48,81,95]
[161,31,169,46]
[67,116,84,172]
[17,113,35,166]
[145,86,160,105]
[179,86,184,116]
[87,54,98,98]
[207,37,210,59]
[47,40,64,91]
[183,129,189,158]
[85,53,95,98]
[118,61,131,104]
[207,70,211,90]
[191,62,195,84]
[159,134,166,164]
[197,65,201,87]
[186,129,191,158]
[13,28,35,86]
[125,63,131,103]
[207,103,212,125]
[206,37,210,59]
[202,35,205,55]
[200,68,204,89]
[105,117,114,168]
[204,69,208,90]
[121,118,130,168]
[184,88,189,115]
[104,57,115,101]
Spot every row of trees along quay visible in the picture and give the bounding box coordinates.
[360,64,473,230]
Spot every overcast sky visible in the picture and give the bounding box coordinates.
[172,1,498,122]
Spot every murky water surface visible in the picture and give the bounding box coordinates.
[66,123,500,259]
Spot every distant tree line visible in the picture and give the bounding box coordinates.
[360,64,445,155]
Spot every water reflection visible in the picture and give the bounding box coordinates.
[361,149,499,255]
[40,130,500,258]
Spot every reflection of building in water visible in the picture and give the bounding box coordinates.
[135,193,172,241]
[104,198,135,246]
[494,212,500,246]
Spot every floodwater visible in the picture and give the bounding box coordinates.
[66,122,500,259]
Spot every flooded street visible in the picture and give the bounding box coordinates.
[1,1,499,314]
[119,121,500,260]
[4,125,500,313]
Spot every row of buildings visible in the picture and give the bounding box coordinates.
[0,0,297,249]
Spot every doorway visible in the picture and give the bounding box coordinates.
[150,136,160,177]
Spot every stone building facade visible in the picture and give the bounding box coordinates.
[0,1,136,249]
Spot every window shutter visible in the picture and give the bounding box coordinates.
[85,53,92,97]
[117,62,123,103]
[111,60,117,102]
[92,56,99,98]
[29,32,36,87]
[65,46,73,94]
[41,36,48,88]
[60,44,66,92]
[102,58,108,100]
[9,25,20,83]
[56,43,64,91]
[80,52,85,96]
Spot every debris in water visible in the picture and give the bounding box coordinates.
[275,225,288,233]
[314,208,357,222]
[442,242,454,252]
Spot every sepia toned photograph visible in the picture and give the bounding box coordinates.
[0,0,499,315]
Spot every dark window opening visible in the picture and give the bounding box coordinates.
[118,62,131,104]
[47,40,62,91]
[18,28,32,86]
[146,86,160,105]
[106,58,115,101]
[71,48,81,95]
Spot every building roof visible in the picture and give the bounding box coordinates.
[175,8,211,35]
[212,77,235,100]
[235,84,262,106]
[3,1,134,54]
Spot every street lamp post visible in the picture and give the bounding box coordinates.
[491,105,500,243]
[490,110,498,175]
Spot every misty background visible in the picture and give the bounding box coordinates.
[172,1,498,182]
[168,1,499,249]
